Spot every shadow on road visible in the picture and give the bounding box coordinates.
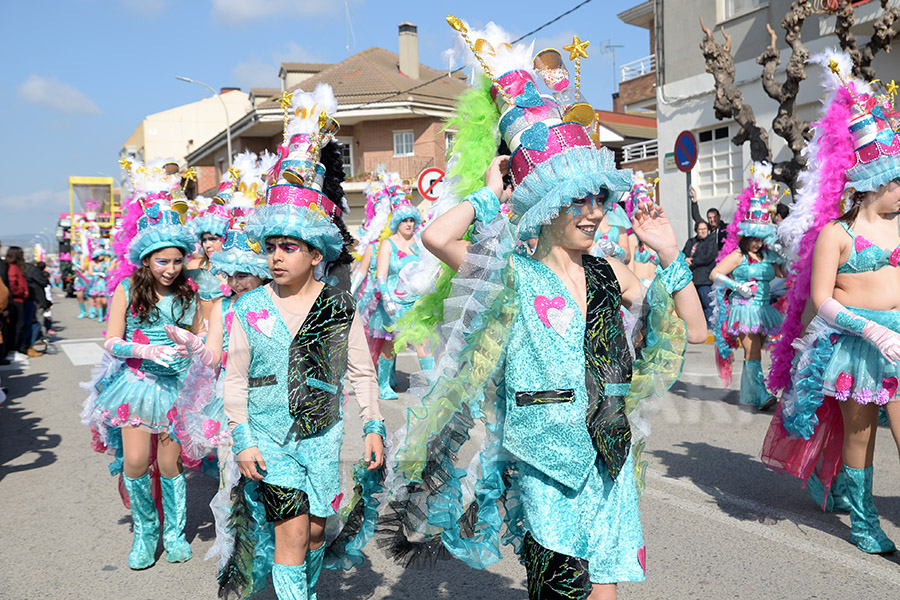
[0,392,60,481]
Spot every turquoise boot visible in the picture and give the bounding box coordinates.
[123,473,159,569]
[306,544,325,600]
[88,305,96,319]
[844,465,896,554]
[390,359,397,388]
[741,361,776,411]
[160,473,192,562]
[807,470,851,513]
[97,305,107,323]
[418,355,435,372]
[272,563,308,600]
[76,303,86,318]
[377,356,398,400]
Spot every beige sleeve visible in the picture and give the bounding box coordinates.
[223,315,250,430]
[345,310,383,423]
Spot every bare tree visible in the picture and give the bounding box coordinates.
[699,0,899,192]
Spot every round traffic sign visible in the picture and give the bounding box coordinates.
[674,130,698,172]
[417,167,445,202]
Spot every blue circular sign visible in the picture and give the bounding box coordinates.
[674,130,698,172]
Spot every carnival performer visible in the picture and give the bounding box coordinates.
[81,160,200,570]
[186,174,231,323]
[762,52,900,554]
[166,151,273,469]
[365,181,433,399]
[74,254,91,319]
[209,84,386,600]
[88,247,111,323]
[380,21,706,600]
[351,175,393,300]
[710,164,784,411]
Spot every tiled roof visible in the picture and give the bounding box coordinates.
[594,109,657,141]
[280,62,331,73]
[262,47,469,109]
[250,87,280,99]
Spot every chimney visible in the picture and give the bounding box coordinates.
[398,22,419,80]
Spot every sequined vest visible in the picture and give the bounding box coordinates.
[234,284,355,443]
[504,254,632,491]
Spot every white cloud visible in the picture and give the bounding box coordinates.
[231,42,323,90]
[0,189,68,213]
[0,189,69,239]
[17,75,102,115]
[211,0,337,26]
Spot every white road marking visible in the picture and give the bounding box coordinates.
[60,342,104,366]
[645,471,900,585]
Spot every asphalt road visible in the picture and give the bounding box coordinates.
[1,295,898,600]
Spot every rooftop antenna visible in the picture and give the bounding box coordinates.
[600,40,624,93]
[344,0,356,57]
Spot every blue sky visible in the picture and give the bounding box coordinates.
[0,0,651,243]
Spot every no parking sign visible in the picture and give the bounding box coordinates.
[417,168,445,201]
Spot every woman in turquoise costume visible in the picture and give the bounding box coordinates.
[80,159,200,570]
[710,164,784,411]
[186,174,231,323]
[87,248,111,322]
[367,187,434,400]
[380,20,706,600]
[209,84,386,600]
[762,52,900,555]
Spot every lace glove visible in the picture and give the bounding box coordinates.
[713,273,755,299]
[378,278,398,316]
[165,324,215,367]
[104,337,180,368]
[818,298,900,364]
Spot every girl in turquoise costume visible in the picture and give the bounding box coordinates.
[367,187,434,399]
[87,249,111,322]
[81,159,201,570]
[212,84,386,600]
[186,174,232,323]
[167,156,272,472]
[762,52,900,554]
[710,163,784,411]
[381,20,706,600]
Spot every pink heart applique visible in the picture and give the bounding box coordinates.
[224,312,234,334]
[855,236,873,252]
[835,372,854,393]
[890,248,900,267]
[534,295,566,328]
[881,376,898,397]
[167,407,178,422]
[246,309,268,329]
[117,403,130,422]
[221,350,228,368]
[219,284,232,297]
[829,333,840,344]
[637,545,646,574]
[331,492,344,512]
[202,419,221,440]
[131,329,149,344]
[397,251,407,259]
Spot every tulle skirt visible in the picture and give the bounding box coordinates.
[726,297,783,336]
[87,274,108,297]
[821,307,900,405]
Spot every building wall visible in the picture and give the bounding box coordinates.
[656,0,900,245]
[619,72,656,108]
[352,117,448,181]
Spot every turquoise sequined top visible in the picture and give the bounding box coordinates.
[836,221,900,274]
[122,279,196,377]
[731,252,777,306]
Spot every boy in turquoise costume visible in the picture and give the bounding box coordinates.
[381,20,707,600]
[218,85,386,600]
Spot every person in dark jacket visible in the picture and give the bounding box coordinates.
[690,187,729,251]
[25,261,51,349]
[5,246,34,356]
[683,220,717,326]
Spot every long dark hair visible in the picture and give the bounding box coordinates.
[129,248,195,324]
[738,236,762,256]
[836,190,865,226]
[5,246,25,270]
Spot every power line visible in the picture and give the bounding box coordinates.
[352,0,595,109]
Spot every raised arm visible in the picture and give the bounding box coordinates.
[631,202,708,343]
[421,155,511,272]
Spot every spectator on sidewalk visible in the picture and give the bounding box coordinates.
[26,260,51,350]
[6,246,30,358]
[682,220,717,327]
[690,187,729,251]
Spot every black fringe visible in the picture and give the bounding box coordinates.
[217,479,256,599]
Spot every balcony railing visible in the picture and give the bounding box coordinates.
[623,139,658,163]
[620,55,656,82]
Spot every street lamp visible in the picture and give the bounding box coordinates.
[176,76,232,169]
